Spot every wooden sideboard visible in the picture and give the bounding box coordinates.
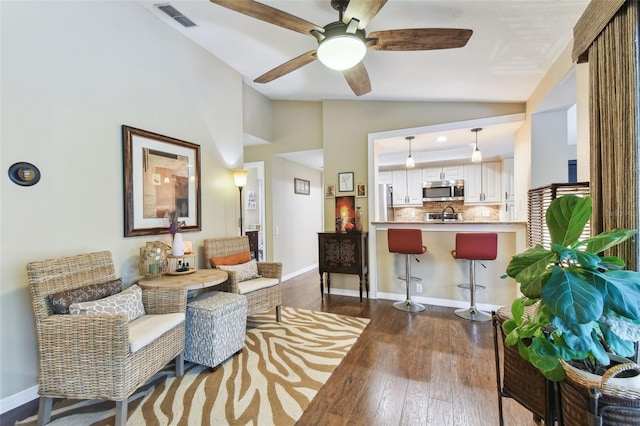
[318,232,369,302]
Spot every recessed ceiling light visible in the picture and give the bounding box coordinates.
[436,135,447,142]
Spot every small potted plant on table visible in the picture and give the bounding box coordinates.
[502,195,640,424]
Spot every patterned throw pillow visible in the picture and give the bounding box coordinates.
[69,284,145,322]
[217,260,259,282]
[49,278,122,314]
[210,250,251,268]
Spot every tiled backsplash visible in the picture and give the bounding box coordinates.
[393,200,501,222]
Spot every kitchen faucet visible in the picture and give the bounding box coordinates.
[442,205,456,216]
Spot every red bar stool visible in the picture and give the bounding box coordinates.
[388,228,427,312]
[451,232,497,322]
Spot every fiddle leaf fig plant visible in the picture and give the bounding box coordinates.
[502,195,640,381]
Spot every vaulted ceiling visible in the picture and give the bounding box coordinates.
[136,0,589,167]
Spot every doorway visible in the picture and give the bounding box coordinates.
[244,161,266,261]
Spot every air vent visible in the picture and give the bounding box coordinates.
[157,4,196,28]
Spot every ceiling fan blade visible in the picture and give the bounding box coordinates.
[209,0,323,35]
[368,29,473,51]
[343,0,387,29]
[254,50,317,84]
[343,62,371,96]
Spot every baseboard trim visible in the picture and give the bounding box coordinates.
[1,385,38,415]
[281,263,318,283]
[325,289,501,312]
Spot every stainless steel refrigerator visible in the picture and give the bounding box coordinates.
[378,184,394,221]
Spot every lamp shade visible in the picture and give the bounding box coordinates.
[405,136,415,168]
[317,35,366,71]
[232,169,248,187]
[405,156,415,168]
[471,147,482,163]
[470,127,483,163]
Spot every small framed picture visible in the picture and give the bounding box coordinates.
[325,184,335,198]
[294,178,310,195]
[338,172,354,192]
[356,183,366,198]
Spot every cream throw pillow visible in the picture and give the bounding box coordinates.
[69,284,145,322]
[218,259,259,282]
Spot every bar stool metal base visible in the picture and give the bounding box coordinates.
[455,307,491,321]
[394,300,426,312]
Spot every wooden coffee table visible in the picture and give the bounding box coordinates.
[138,269,228,291]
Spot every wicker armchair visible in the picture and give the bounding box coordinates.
[204,236,282,321]
[27,251,187,426]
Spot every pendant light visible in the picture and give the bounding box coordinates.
[471,128,483,163]
[405,136,415,168]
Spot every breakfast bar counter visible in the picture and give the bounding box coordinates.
[368,221,527,310]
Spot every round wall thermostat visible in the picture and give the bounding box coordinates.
[8,162,41,186]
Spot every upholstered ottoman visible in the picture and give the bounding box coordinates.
[184,291,247,369]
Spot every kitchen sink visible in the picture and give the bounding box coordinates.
[424,212,463,222]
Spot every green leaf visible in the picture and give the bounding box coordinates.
[546,195,592,246]
[551,317,597,352]
[574,250,602,270]
[577,228,638,254]
[553,244,578,264]
[541,268,603,324]
[599,256,626,271]
[505,329,519,346]
[517,340,531,361]
[506,245,554,279]
[531,335,560,358]
[599,322,635,357]
[589,330,609,366]
[510,298,525,325]
[502,319,517,334]
[542,362,566,381]
[520,272,552,299]
[590,270,640,320]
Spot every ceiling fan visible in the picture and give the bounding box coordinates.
[209,0,473,96]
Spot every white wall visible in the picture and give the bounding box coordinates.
[531,109,570,187]
[270,157,323,279]
[1,1,244,405]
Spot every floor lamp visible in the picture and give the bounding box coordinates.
[232,169,248,236]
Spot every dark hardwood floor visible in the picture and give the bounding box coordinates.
[284,268,539,426]
[2,268,538,426]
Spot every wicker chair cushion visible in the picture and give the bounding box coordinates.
[210,250,251,268]
[69,284,145,321]
[218,260,259,282]
[49,278,122,314]
[237,277,280,295]
[128,312,185,353]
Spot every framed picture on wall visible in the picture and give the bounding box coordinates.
[338,172,354,192]
[356,183,366,198]
[325,184,335,198]
[294,178,310,195]
[122,125,202,237]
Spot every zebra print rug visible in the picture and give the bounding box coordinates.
[17,307,369,425]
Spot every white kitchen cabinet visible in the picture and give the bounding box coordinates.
[392,169,423,205]
[423,165,463,182]
[378,171,393,185]
[463,161,502,204]
[502,158,515,202]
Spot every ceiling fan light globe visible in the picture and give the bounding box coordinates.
[471,148,482,163]
[317,35,366,70]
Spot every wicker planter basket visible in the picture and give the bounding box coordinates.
[493,306,558,425]
[560,359,640,426]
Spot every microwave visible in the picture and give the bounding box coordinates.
[423,180,464,202]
